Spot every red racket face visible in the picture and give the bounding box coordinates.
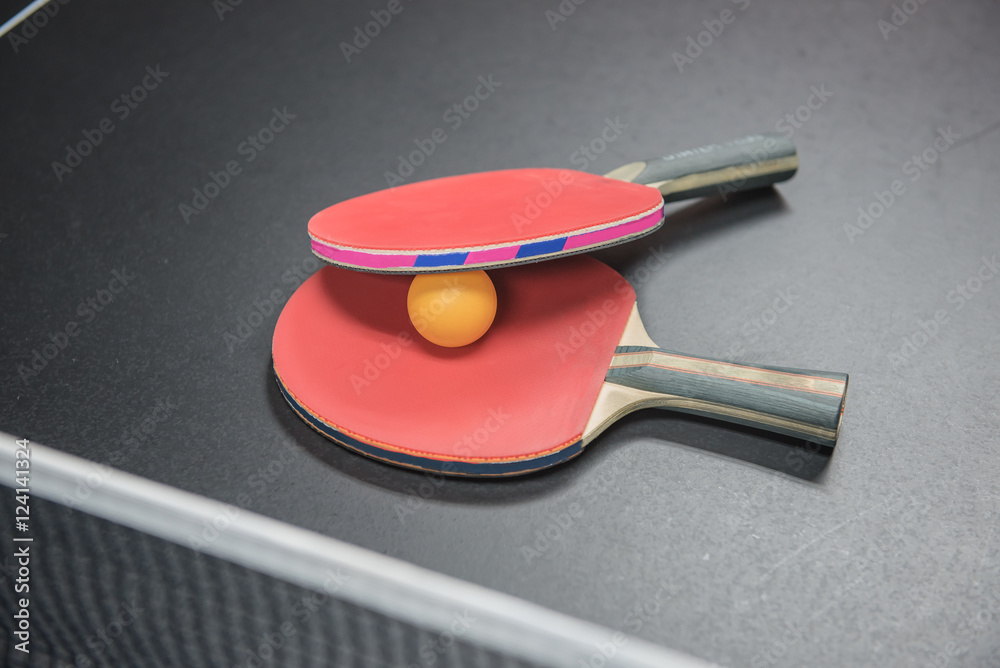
[272,256,636,476]
[308,169,664,273]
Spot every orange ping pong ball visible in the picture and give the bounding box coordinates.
[407,270,497,347]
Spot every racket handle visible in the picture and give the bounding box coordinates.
[604,346,847,446]
[604,133,798,203]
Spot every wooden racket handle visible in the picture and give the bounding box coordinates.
[604,345,847,446]
[605,133,798,202]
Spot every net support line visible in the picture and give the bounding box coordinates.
[0,0,51,39]
[0,433,716,668]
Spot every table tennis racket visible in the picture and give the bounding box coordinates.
[272,256,847,477]
[309,133,798,273]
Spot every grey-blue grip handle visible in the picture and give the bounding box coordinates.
[604,133,798,203]
[606,345,847,446]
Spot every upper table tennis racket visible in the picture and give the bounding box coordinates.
[309,133,798,273]
[272,256,847,477]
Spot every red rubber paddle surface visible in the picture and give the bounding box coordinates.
[272,256,637,475]
[309,169,663,251]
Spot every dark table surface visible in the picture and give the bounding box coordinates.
[3,1,999,666]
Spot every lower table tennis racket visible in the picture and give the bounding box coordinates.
[272,256,847,477]
[309,133,798,273]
